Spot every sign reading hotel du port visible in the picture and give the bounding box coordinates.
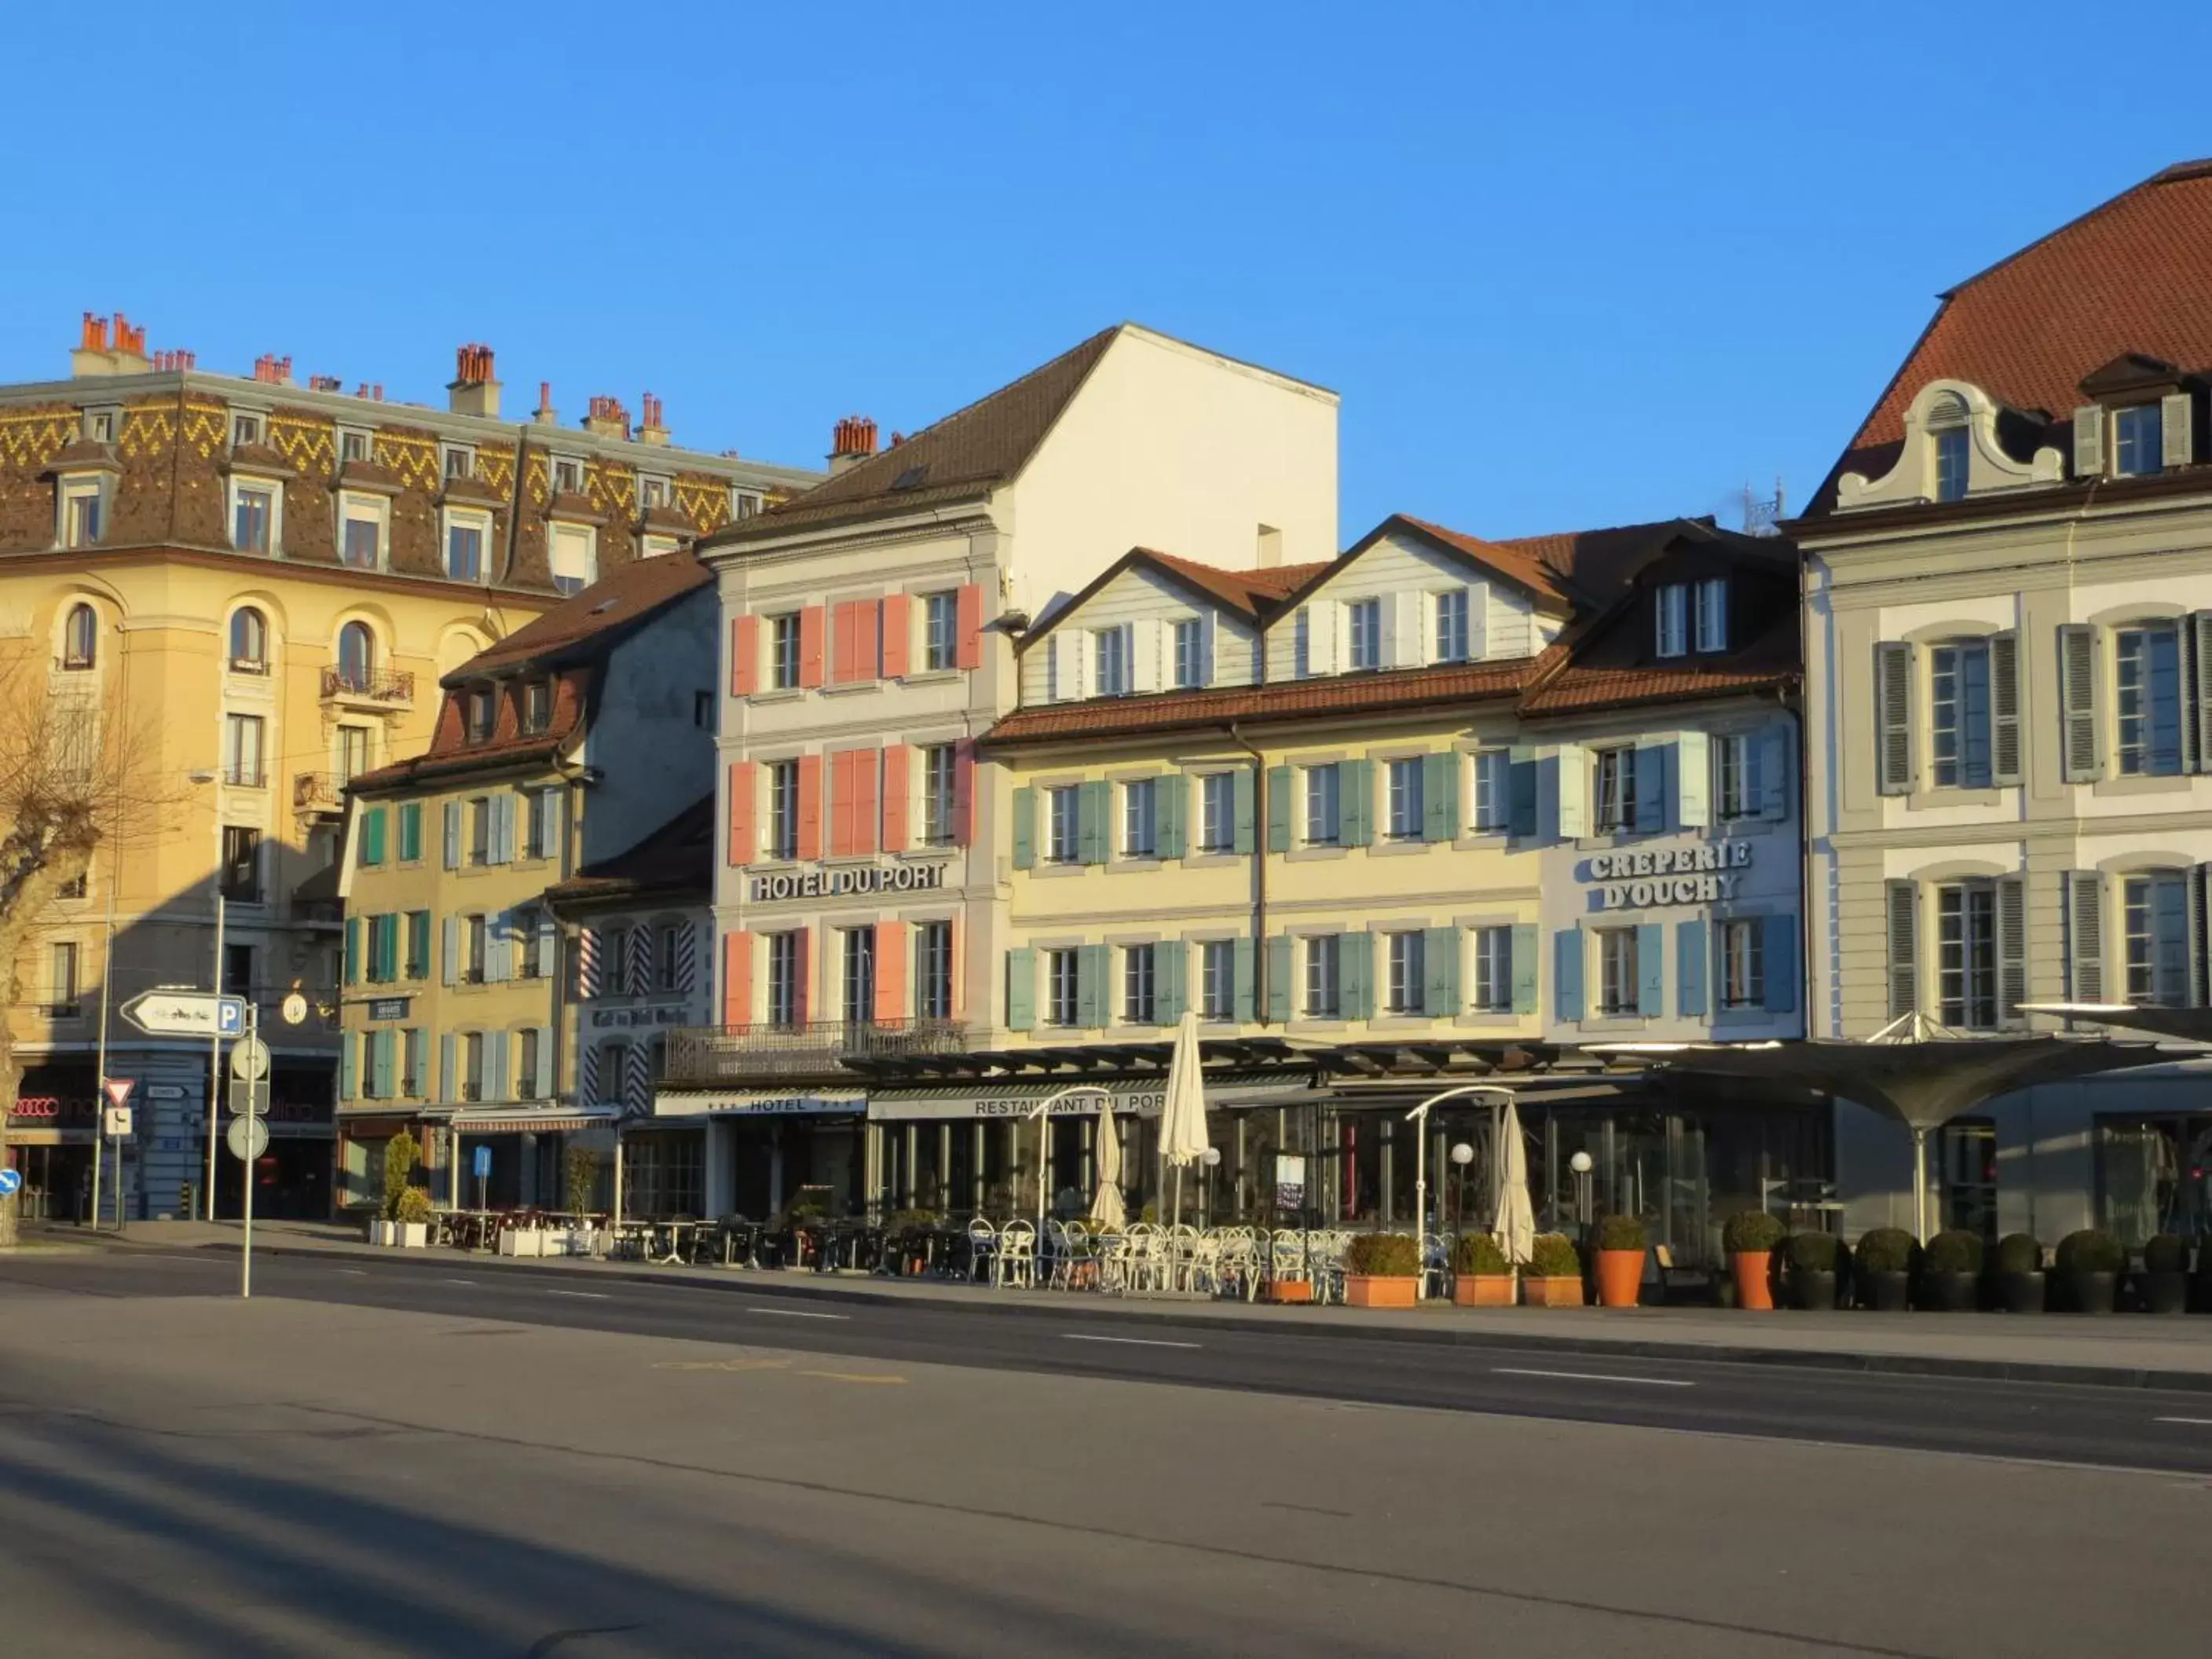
[1584,840,1754,911]
[748,860,951,905]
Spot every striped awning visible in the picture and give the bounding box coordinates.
[447,1108,621,1136]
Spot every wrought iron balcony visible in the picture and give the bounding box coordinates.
[320,665,414,705]
[663,1019,969,1086]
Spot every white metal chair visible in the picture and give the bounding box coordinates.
[995,1220,1037,1289]
[965,1218,998,1284]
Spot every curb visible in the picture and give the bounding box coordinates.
[161,1236,2212,1397]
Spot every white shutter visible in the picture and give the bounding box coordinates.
[1130,617,1161,694]
[1330,599,1351,675]
[2073,405,2106,478]
[2163,391,2194,469]
[1306,602,1340,676]
[1555,743,1588,840]
[1675,731,1710,829]
[1392,590,1423,668]
[1466,584,1488,661]
[1050,631,1087,701]
[1199,610,1217,686]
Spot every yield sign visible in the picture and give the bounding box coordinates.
[103,1078,135,1108]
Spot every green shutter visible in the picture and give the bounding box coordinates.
[1079,781,1112,865]
[361,807,386,866]
[1078,943,1110,1027]
[1232,766,1256,855]
[1423,753,1459,841]
[340,1032,359,1101]
[1340,760,1374,848]
[1157,774,1186,860]
[1157,941,1185,1024]
[1233,937,1257,1021]
[1511,924,1539,1014]
[1012,787,1035,870]
[1423,925,1459,1016]
[344,916,362,987]
[1267,936,1292,1022]
[1341,931,1373,1019]
[1266,765,1293,852]
[398,801,423,862]
[438,1032,456,1101]
[408,910,430,980]
[1005,947,1035,1031]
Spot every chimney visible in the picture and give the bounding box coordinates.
[533,380,559,427]
[637,391,669,446]
[251,353,294,386]
[309,374,341,392]
[109,312,149,372]
[582,394,631,440]
[828,415,879,474]
[448,342,500,418]
[70,311,119,378]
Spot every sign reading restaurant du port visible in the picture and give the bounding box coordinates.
[748,860,952,905]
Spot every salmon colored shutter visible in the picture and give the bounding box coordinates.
[874,920,907,1024]
[829,602,854,685]
[798,606,826,688]
[953,740,975,845]
[851,748,880,854]
[955,583,983,670]
[731,614,759,697]
[796,753,823,859]
[881,595,911,679]
[826,749,849,855]
[721,931,751,1027]
[793,928,811,1024]
[727,760,756,866]
[881,744,911,851]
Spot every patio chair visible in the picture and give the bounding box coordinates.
[995,1221,1037,1289]
[965,1218,998,1284]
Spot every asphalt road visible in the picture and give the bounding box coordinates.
[8,1243,2212,1475]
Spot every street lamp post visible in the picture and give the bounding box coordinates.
[1448,1141,1474,1228]
[1404,1084,1518,1300]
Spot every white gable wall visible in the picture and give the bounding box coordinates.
[1018,564,1261,705]
[1262,531,1553,683]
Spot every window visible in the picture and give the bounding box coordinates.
[61,485,103,549]
[1293,607,1312,679]
[924,592,958,672]
[405,910,430,979]
[446,518,484,582]
[220,826,261,903]
[365,914,397,983]
[1046,948,1080,1027]
[399,803,423,862]
[1715,733,1762,821]
[1347,598,1382,671]
[463,914,488,982]
[223,943,255,998]
[921,744,958,844]
[233,485,273,553]
[1937,882,2000,1031]
[1123,943,1157,1024]
[336,621,375,691]
[1471,750,1508,833]
[522,909,550,980]
[49,942,79,1013]
[2114,403,2164,478]
[468,797,490,865]
[1174,619,1205,688]
[340,430,372,466]
[770,613,802,688]
[767,932,802,1027]
[230,412,262,449]
[1654,584,1688,658]
[1200,939,1235,1020]
[2125,872,2191,1008]
[1199,771,1236,853]
[1598,928,1639,1016]
[443,445,474,481]
[732,489,763,521]
[340,508,381,569]
[82,408,115,443]
[466,688,494,742]
[336,724,369,784]
[462,1031,485,1101]
[1302,764,1340,846]
[57,872,86,900]
[1930,640,1993,789]
[1302,935,1341,1018]
[1122,778,1157,858]
[1718,919,1764,1009]
[654,923,680,992]
[61,603,97,669]
[552,456,584,495]
[1694,578,1728,653]
[1386,758,1424,840]
[517,1028,542,1100]
[1935,426,1970,502]
[2116,624,2183,776]
[522,680,551,734]
[229,607,268,671]
[1434,589,1470,663]
[767,760,800,860]
[1594,747,1636,833]
[1472,926,1511,1012]
[1046,785,1080,864]
[1093,627,1129,696]
[916,921,953,1020]
[526,788,557,859]
[841,927,875,1026]
[550,524,595,595]
[401,1028,426,1097]
[222,714,264,787]
[358,808,389,870]
[639,475,668,509]
[694,689,713,729]
[1385,931,1424,1015]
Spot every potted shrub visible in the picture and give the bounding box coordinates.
[2056,1228,2123,1313]
[394,1185,434,1248]
[1722,1210,1785,1310]
[1785,1231,1842,1311]
[1990,1232,2045,1314]
[1854,1227,1916,1309]
[1919,1229,1984,1312]
[2139,1233,2189,1315]
[1342,1232,1421,1308]
[1451,1232,1516,1306]
[372,1130,421,1245]
[1523,1232,1585,1307]
[1592,1214,1647,1308]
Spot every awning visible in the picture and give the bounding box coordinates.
[446,1108,621,1135]
[866,1072,1313,1122]
[2020,1002,2212,1043]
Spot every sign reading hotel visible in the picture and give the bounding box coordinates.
[749,860,950,904]
[1585,840,1752,910]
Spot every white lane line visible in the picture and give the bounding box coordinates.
[1493,1366,1694,1388]
[744,1307,849,1320]
[1064,1333,1203,1350]
[545,1289,609,1300]
[443,1278,478,1286]
[335,1269,368,1277]
[2154,1415,2212,1426]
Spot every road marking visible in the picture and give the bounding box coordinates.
[1493,1366,1694,1388]
[799,1370,907,1385]
[743,1307,848,1320]
[2154,1415,2212,1426]
[1063,1333,1203,1350]
[335,1269,368,1276]
[654,1358,792,1373]
[545,1289,609,1300]
[443,1278,478,1286]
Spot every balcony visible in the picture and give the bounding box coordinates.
[663,1019,969,1086]
[320,666,413,706]
[294,772,345,818]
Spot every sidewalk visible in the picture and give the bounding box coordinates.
[54,1218,2212,1393]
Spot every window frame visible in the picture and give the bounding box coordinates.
[58,479,105,550]
[1654,584,1688,659]
[1936,881,2001,1031]
[1046,948,1080,1028]
[337,492,387,571]
[1173,618,1205,689]
[1199,771,1236,854]
[769,613,803,690]
[1121,777,1157,859]
[2123,870,2192,1009]
[1093,626,1129,696]
[228,606,269,672]
[1386,757,1424,841]
[767,760,800,861]
[2115,621,2185,778]
[1597,927,1640,1017]
[1199,939,1236,1020]
[1385,930,1424,1015]
[921,743,958,845]
[923,591,958,672]
[443,505,491,583]
[1593,746,1637,833]
[1046,785,1081,865]
[1122,942,1157,1024]
[1471,925,1511,1013]
[60,602,98,670]
[1929,638,1994,789]
[230,478,278,555]
[1302,934,1341,1019]
[1347,598,1382,672]
[1717,917,1765,1010]
[223,712,266,788]
[1302,764,1341,847]
[2113,402,2165,478]
[1434,588,1470,663]
[915,920,954,1020]
[1934,425,1970,501]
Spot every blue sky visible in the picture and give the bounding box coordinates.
[9,2,2212,544]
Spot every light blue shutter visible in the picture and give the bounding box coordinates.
[1341,932,1372,1020]
[438,1031,456,1102]
[1005,947,1035,1031]
[1232,766,1256,855]
[1555,929,1584,1024]
[1012,788,1035,870]
[1266,936,1292,1022]
[1078,943,1109,1027]
[441,915,460,986]
[1423,753,1459,841]
[1637,923,1665,1016]
[1509,748,1538,838]
[1157,942,1185,1024]
[1266,765,1294,852]
[492,793,515,864]
[1157,775,1186,859]
[541,787,565,868]
[485,1030,509,1101]
[1079,781,1111,866]
[1760,723,1791,821]
[1233,937,1257,1021]
[375,1029,396,1097]
[1340,760,1373,848]
[442,800,461,870]
[484,910,511,983]
[1423,926,1459,1016]
[1511,924,1539,1015]
[1763,914,1798,1013]
[340,1032,358,1100]
[1678,920,1708,1019]
[1634,745,1666,833]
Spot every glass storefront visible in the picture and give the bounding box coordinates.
[2096,1113,2212,1247]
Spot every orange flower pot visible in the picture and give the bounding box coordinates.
[1731,1250,1776,1310]
[1595,1248,1645,1309]
[1523,1275,1584,1307]
[1262,1280,1313,1304]
[1452,1274,1517,1307]
[1343,1273,1419,1309]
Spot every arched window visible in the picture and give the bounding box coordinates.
[61,603,97,670]
[229,607,268,672]
[337,621,375,691]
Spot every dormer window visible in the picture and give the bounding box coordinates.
[639,475,668,509]
[1434,589,1470,662]
[1694,578,1728,652]
[553,456,584,495]
[1093,625,1129,696]
[1174,618,1206,688]
[2114,403,2164,477]
[1654,584,1688,658]
[466,687,495,742]
[1934,427,1969,501]
[522,680,551,734]
[1347,599,1382,671]
[81,408,116,443]
[231,412,262,449]
[340,430,372,466]
[443,444,475,481]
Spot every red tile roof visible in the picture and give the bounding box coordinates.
[1393,517,1578,613]
[451,548,712,681]
[1128,549,1334,618]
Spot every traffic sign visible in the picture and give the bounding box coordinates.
[121,991,245,1038]
[227,1076,270,1118]
[0,1170,21,1199]
[229,1036,270,1082]
[280,991,308,1027]
[103,1078,134,1108]
[473,1144,493,1180]
[225,1117,269,1162]
[104,1106,134,1138]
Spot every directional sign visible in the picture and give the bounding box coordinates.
[103,1106,133,1138]
[0,1170,21,1199]
[121,991,245,1038]
[103,1078,134,1109]
[229,1037,270,1082]
[226,1116,269,1162]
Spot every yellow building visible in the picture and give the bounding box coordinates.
[0,315,811,1221]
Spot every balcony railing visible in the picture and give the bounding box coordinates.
[320,666,414,705]
[663,1018,969,1086]
[295,772,344,814]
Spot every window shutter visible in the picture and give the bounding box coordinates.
[1234,937,1257,1022]
[2058,624,2100,782]
[1990,632,2022,786]
[1157,942,1185,1024]
[880,594,911,679]
[442,800,461,870]
[722,931,751,1027]
[954,583,983,672]
[1232,764,1256,855]
[485,1030,509,1102]
[2194,614,2212,773]
[2195,866,2211,1009]
[378,916,398,981]
[1050,631,1088,701]
[1423,926,1459,1016]
[1078,943,1109,1028]
[1636,923,1664,1016]
[796,753,823,859]
[1633,744,1665,833]
[1509,748,1538,838]
[953,742,976,845]
[1393,589,1423,668]
[1079,779,1111,865]
[1675,731,1710,829]
[361,809,386,866]
[489,793,512,864]
[1131,617,1161,693]
[880,745,911,851]
[873,920,906,1024]
[731,613,759,697]
[797,605,826,687]
[1555,929,1584,1024]
[727,761,756,866]
[1341,932,1373,1020]
[344,915,361,986]
[441,915,459,987]
[1266,765,1293,852]
[1266,936,1292,1023]
[438,1032,456,1103]
[541,786,565,869]
[2072,405,2105,478]
[1760,723,1792,820]
[1340,759,1373,847]
[1678,921,1708,1019]
[1005,947,1035,1031]
[2067,871,2105,1002]
[1875,641,1914,795]
[1422,751,1458,841]
[2163,391,2195,469]
[484,910,510,983]
[375,1029,397,1099]
[340,1033,358,1101]
[1157,773,1186,859]
[1011,786,1035,869]
[1763,914,1798,1015]
[1996,877,2026,1024]
[1302,601,1339,676]
[1511,924,1539,1015]
[1885,881,1918,1019]
[1554,744,1588,839]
